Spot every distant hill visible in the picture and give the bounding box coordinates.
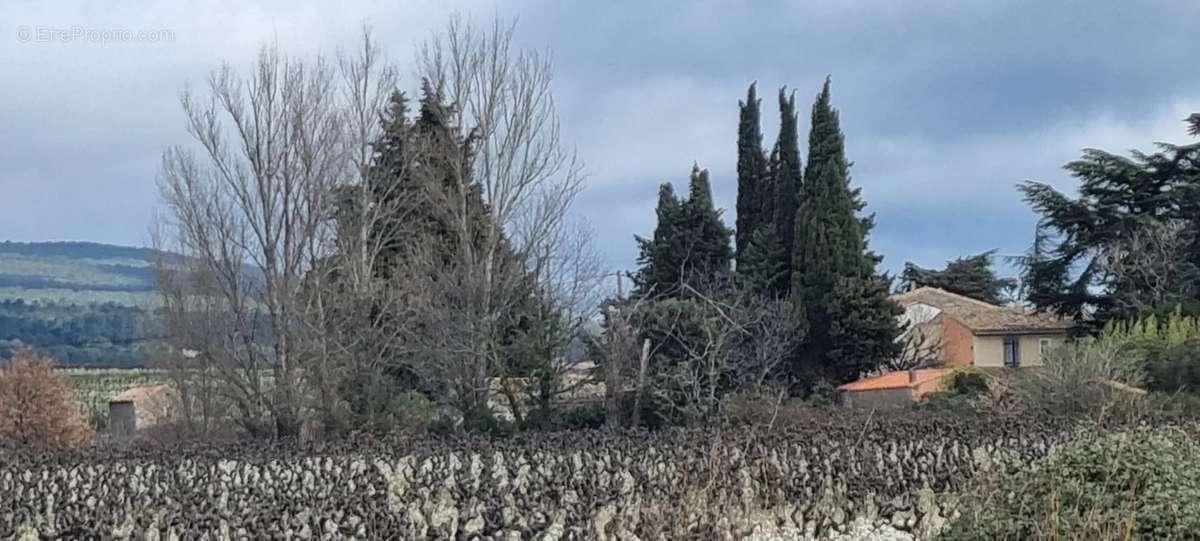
[0,241,165,367]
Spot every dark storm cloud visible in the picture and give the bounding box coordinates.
[2,0,1198,280]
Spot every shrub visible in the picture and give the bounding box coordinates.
[1009,338,1145,421]
[942,368,989,396]
[521,402,607,431]
[556,402,607,430]
[917,368,990,411]
[1140,338,1200,394]
[1106,306,1200,394]
[0,350,92,449]
[942,429,1200,540]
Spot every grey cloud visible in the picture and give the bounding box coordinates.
[2,0,1199,283]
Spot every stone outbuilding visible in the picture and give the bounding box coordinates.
[109,384,178,439]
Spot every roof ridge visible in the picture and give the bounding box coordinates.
[894,286,1005,310]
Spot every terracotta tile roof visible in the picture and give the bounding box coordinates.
[891,287,1074,335]
[837,369,948,392]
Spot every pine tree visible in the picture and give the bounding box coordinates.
[791,79,900,387]
[635,166,734,297]
[1018,113,1200,323]
[735,83,768,266]
[900,250,1017,305]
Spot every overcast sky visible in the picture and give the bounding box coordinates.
[3,1,1199,280]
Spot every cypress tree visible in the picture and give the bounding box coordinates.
[791,79,900,387]
[771,88,803,294]
[634,184,683,297]
[684,165,735,286]
[634,166,733,297]
[735,83,768,266]
[737,224,788,296]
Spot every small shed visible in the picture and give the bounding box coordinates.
[109,384,178,439]
[838,369,949,409]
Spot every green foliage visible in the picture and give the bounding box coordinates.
[0,299,154,366]
[634,166,734,297]
[900,250,1016,305]
[942,430,1200,540]
[339,85,490,280]
[822,275,903,384]
[1105,307,1200,394]
[334,367,430,435]
[533,402,606,431]
[790,79,898,389]
[1105,306,1200,347]
[735,82,769,264]
[736,224,789,296]
[0,242,162,367]
[919,368,991,414]
[943,369,990,396]
[1017,114,1200,323]
[1010,338,1145,421]
[770,88,803,293]
[460,405,515,438]
[0,287,158,308]
[630,297,713,424]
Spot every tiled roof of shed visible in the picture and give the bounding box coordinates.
[837,369,948,392]
[110,384,173,404]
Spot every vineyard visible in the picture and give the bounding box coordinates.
[0,412,1098,540]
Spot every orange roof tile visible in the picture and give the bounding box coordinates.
[837,369,949,392]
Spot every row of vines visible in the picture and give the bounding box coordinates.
[0,412,1094,540]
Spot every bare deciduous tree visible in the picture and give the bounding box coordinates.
[1100,219,1199,314]
[592,281,802,428]
[884,323,944,373]
[156,17,597,437]
[593,289,652,429]
[156,30,398,439]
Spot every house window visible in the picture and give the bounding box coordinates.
[1039,338,1053,355]
[1003,337,1019,368]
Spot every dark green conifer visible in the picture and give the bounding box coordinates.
[635,166,733,297]
[771,88,803,294]
[735,83,768,266]
[900,250,1017,305]
[790,79,900,388]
